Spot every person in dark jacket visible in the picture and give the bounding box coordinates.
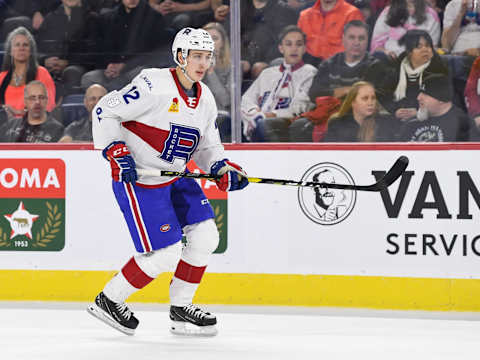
[399,74,480,141]
[36,0,99,96]
[239,0,298,79]
[323,81,400,142]
[371,29,450,121]
[0,81,64,143]
[80,0,173,91]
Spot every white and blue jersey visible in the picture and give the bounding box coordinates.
[93,68,224,252]
[241,61,317,124]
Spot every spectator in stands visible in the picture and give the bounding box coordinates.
[0,0,59,35]
[0,27,56,118]
[283,0,316,16]
[323,81,400,141]
[352,0,375,46]
[36,0,99,97]
[0,80,64,142]
[211,0,229,23]
[149,0,213,29]
[241,0,298,79]
[241,25,317,141]
[425,0,447,25]
[372,29,449,120]
[203,22,232,141]
[297,0,364,67]
[442,0,480,56]
[399,73,478,141]
[290,20,381,141]
[59,84,107,142]
[464,55,480,128]
[371,0,441,58]
[81,0,172,91]
[370,0,390,18]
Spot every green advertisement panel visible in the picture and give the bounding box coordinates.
[0,199,65,251]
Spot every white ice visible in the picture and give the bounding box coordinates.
[1,302,479,360]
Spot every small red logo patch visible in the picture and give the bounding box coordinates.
[160,224,171,232]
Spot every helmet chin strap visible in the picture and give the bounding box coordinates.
[178,55,196,85]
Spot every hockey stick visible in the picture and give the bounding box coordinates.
[136,156,409,192]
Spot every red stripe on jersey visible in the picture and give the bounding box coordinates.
[125,183,151,252]
[135,177,179,188]
[179,139,193,147]
[122,121,170,154]
[174,260,206,284]
[121,257,154,289]
[169,68,202,109]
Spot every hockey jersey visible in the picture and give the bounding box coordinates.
[93,68,225,186]
[241,61,317,126]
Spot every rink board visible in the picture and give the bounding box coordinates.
[0,143,479,310]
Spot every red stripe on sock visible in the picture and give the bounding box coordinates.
[121,257,154,289]
[174,260,206,284]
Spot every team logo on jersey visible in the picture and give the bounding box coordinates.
[107,95,121,108]
[160,224,171,232]
[0,159,65,251]
[298,162,356,225]
[186,97,198,108]
[159,124,200,163]
[168,98,179,112]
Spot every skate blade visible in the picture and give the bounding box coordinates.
[87,303,135,336]
[170,320,218,337]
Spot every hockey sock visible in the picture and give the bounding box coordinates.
[170,220,218,306]
[103,256,154,303]
[169,259,206,306]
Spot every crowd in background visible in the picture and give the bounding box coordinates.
[0,0,479,143]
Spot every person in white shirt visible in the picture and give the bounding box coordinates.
[442,0,480,56]
[241,25,317,141]
[371,0,441,57]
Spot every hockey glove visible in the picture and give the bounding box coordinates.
[102,141,137,183]
[210,159,249,192]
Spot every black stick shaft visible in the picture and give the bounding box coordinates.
[146,155,409,192]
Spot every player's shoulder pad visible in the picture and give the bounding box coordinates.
[134,68,168,93]
[198,80,216,104]
[96,89,123,113]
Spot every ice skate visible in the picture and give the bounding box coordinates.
[87,292,139,336]
[169,304,218,336]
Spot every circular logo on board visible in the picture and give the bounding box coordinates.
[298,162,357,225]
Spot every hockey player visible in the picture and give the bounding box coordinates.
[87,27,249,337]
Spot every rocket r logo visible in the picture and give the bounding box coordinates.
[159,124,200,163]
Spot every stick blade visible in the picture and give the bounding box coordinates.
[373,155,409,190]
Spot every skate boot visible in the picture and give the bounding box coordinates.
[169,304,218,336]
[87,292,139,335]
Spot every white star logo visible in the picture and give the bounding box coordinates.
[4,202,39,239]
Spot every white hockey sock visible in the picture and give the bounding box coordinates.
[103,256,155,303]
[103,271,138,304]
[169,260,205,306]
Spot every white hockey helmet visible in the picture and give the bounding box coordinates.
[172,27,215,67]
